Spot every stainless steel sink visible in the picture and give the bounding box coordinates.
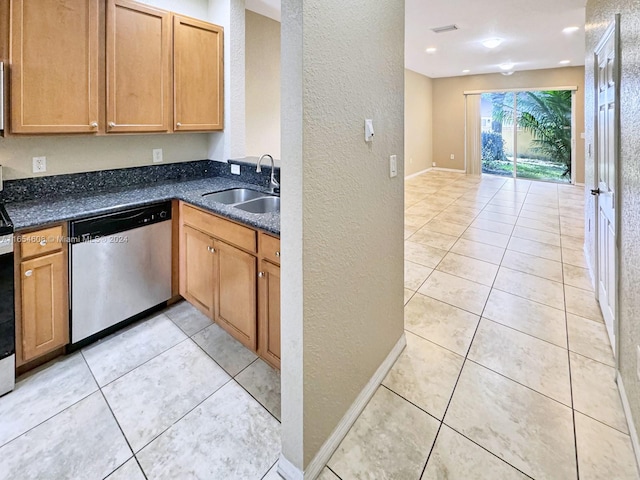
[202,188,265,204]
[234,196,280,214]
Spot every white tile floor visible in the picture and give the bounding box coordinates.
[326,171,640,480]
[0,304,281,480]
[1,170,638,480]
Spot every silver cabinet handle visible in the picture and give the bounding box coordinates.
[25,270,33,277]
[39,239,47,247]
[275,251,280,257]
[176,122,182,127]
[258,272,265,278]
[108,122,116,128]
[207,246,216,254]
[90,122,98,128]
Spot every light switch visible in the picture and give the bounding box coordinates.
[390,155,397,178]
[231,164,241,175]
[152,149,163,163]
[365,119,374,142]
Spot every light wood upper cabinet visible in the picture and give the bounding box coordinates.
[106,0,171,133]
[173,15,224,131]
[10,0,99,133]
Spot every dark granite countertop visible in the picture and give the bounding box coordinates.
[5,177,280,237]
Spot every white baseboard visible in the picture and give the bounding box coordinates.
[405,168,432,180]
[584,243,596,290]
[278,333,407,480]
[616,372,640,473]
[277,454,303,480]
[432,167,466,173]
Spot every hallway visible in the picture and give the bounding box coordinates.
[324,171,639,479]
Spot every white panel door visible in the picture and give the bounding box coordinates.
[594,20,619,355]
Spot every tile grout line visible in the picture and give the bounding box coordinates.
[417,185,512,478]
[558,199,581,480]
[187,335,282,424]
[80,350,138,478]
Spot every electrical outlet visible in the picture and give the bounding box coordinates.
[390,155,397,178]
[230,164,241,175]
[432,162,436,167]
[32,156,46,173]
[152,149,163,163]
[450,154,455,160]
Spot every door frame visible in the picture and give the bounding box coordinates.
[593,15,621,362]
[465,86,579,184]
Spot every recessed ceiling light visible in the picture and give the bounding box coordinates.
[499,63,515,71]
[425,47,437,53]
[559,60,571,65]
[563,26,580,34]
[462,69,471,73]
[482,38,503,49]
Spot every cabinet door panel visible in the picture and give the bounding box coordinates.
[259,260,280,369]
[173,15,223,131]
[21,252,68,362]
[180,225,215,317]
[107,0,171,132]
[11,0,99,133]
[215,240,256,349]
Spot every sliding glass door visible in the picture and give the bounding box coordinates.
[479,90,573,184]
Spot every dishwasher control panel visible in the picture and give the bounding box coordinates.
[70,202,172,242]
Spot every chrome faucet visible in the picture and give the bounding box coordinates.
[256,154,280,194]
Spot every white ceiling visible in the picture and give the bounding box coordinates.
[246,0,587,79]
[406,0,587,78]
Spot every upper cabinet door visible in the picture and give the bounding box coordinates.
[106,0,171,133]
[173,15,224,132]
[10,0,99,134]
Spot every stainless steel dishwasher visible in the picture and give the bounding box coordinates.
[69,202,172,346]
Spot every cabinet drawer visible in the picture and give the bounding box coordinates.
[19,226,64,258]
[182,204,257,253]
[259,233,280,265]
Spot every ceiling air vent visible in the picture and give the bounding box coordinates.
[431,24,459,34]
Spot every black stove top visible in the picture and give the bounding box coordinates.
[0,204,13,235]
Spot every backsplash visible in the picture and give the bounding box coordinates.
[0,159,280,204]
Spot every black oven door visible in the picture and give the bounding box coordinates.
[0,236,15,359]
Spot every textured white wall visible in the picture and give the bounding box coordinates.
[405,69,433,177]
[585,0,640,438]
[245,10,281,159]
[281,0,405,470]
[208,0,246,161]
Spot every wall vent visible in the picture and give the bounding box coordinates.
[431,24,459,34]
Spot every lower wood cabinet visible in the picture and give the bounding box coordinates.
[215,240,257,350]
[179,203,280,367]
[16,225,69,365]
[180,224,215,317]
[258,259,281,370]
